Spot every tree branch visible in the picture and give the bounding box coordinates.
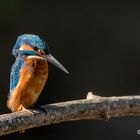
[0,92,140,136]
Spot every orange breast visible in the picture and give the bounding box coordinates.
[8,58,49,111]
[20,58,48,108]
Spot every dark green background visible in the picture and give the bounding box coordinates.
[0,0,140,140]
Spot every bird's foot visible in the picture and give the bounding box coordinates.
[19,105,33,114]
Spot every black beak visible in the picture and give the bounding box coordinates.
[43,54,69,74]
[18,48,69,74]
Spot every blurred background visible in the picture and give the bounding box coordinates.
[0,0,140,139]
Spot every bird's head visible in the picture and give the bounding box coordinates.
[12,34,69,74]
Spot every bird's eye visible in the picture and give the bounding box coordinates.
[34,46,38,51]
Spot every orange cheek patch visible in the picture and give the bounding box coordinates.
[19,44,34,51]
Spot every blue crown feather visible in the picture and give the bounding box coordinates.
[12,34,50,56]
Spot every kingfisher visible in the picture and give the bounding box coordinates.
[7,34,69,113]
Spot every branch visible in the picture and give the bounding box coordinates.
[0,92,140,136]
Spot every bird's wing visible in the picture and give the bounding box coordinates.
[9,57,25,94]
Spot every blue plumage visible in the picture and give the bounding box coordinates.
[10,57,24,93]
[12,34,50,57]
[18,49,41,56]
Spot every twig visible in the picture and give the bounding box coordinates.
[0,92,140,136]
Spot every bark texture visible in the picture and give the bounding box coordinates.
[0,93,140,136]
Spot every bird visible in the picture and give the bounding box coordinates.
[7,34,69,113]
